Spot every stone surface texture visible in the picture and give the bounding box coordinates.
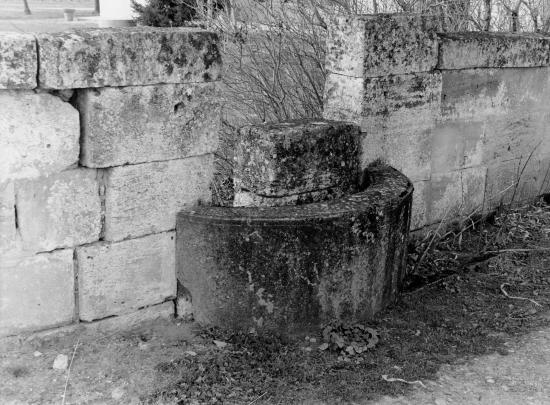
[103,155,214,242]
[0,91,80,182]
[326,14,443,78]
[37,28,222,89]
[0,182,15,251]
[0,32,37,89]
[77,232,176,322]
[438,32,550,70]
[15,169,101,252]
[0,249,75,337]
[177,165,413,333]
[78,83,221,167]
[233,120,360,204]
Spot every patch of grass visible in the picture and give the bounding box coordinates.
[6,365,30,378]
[144,201,550,405]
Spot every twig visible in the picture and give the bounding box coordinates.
[486,247,550,254]
[500,283,543,307]
[382,374,426,388]
[61,338,81,405]
[248,392,267,405]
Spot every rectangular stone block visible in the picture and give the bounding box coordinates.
[362,127,433,182]
[234,120,360,199]
[327,14,442,78]
[323,74,364,124]
[441,68,550,120]
[0,249,75,337]
[104,156,214,242]
[0,33,37,89]
[411,180,429,230]
[428,167,487,223]
[15,169,101,252]
[0,91,80,182]
[76,232,176,322]
[438,32,550,70]
[483,111,549,165]
[0,182,15,251]
[78,83,221,168]
[37,28,222,89]
[430,121,485,174]
[485,158,549,209]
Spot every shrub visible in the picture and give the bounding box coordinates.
[132,0,197,27]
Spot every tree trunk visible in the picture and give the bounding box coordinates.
[483,0,492,31]
[22,0,31,15]
[94,0,100,15]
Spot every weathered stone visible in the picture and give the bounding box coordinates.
[323,74,364,124]
[77,232,176,322]
[0,91,79,182]
[15,169,101,252]
[177,165,412,334]
[326,14,443,78]
[411,180,429,229]
[438,32,550,70]
[362,73,442,125]
[428,167,487,223]
[103,156,213,242]
[485,158,548,209]
[234,120,360,202]
[0,33,37,89]
[0,249,75,337]
[441,68,550,120]
[430,121,485,174]
[83,302,174,334]
[0,182,15,251]
[78,83,221,167]
[37,28,222,89]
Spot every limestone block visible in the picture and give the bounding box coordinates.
[37,28,222,89]
[438,32,550,70]
[234,120,360,200]
[441,68,550,120]
[323,74,364,124]
[430,121,485,174]
[0,249,75,337]
[76,232,176,322]
[485,158,548,209]
[78,83,221,168]
[362,73,442,125]
[0,182,15,251]
[103,156,214,242]
[15,169,101,252]
[326,14,443,78]
[411,180,429,229]
[0,33,37,89]
[0,91,80,182]
[428,167,487,223]
[84,302,174,335]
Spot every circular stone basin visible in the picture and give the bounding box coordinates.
[176,165,413,334]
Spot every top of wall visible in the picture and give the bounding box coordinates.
[0,27,222,90]
[327,14,550,78]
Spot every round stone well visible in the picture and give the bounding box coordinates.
[176,120,413,335]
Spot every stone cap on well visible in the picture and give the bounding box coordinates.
[0,27,221,90]
[438,32,550,70]
[233,120,361,201]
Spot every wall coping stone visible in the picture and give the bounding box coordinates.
[438,31,550,70]
[0,27,221,90]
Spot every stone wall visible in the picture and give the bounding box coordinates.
[324,15,550,229]
[0,28,222,337]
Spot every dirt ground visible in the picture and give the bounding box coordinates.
[1,200,549,404]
